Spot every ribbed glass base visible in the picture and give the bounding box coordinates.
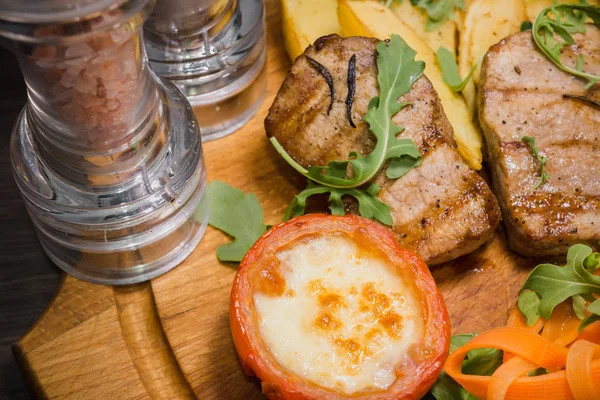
[145,0,266,140]
[11,78,209,285]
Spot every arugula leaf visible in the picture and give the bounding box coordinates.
[580,298,600,332]
[427,334,502,400]
[533,4,600,89]
[383,1,465,31]
[436,47,479,92]
[270,34,424,189]
[284,181,393,226]
[428,372,477,400]
[522,136,551,190]
[572,294,587,319]
[207,181,267,262]
[520,21,533,31]
[518,244,600,329]
[518,290,541,326]
[450,334,475,351]
[527,367,548,377]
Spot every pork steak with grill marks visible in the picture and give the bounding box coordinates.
[479,28,600,257]
[266,35,500,264]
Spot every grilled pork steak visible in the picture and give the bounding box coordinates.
[266,35,500,264]
[479,28,600,257]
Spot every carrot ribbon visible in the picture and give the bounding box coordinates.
[444,313,600,400]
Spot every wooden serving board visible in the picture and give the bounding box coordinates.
[13,1,538,398]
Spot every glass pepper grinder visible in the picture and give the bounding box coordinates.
[144,0,266,141]
[0,0,209,285]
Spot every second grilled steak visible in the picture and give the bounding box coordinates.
[266,35,500,264]
[479,28,600,257]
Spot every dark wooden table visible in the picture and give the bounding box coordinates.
[0,47,62,399]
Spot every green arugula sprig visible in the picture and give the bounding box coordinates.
[436,47,480,92]
[410,0,466,31]
[385,0,465,31]
[522,136,550,190]
[533,3,600,89]
[284,181,393,225]
[270,35,424,189]
[520,20,533,32]
[207,181,395,262]
[207,181,268,262]
[518,244,600,332]
[424,334,503,400]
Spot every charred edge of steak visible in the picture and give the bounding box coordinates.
[305,56,335,115]
[346,54,357,128]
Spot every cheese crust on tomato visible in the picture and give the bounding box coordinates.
[230,214,450,400]
[254,235,423,394]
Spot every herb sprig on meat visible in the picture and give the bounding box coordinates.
[270,34,424,189]
[533,3,600,89]
[522,136,550,190]
[284,181,392,225]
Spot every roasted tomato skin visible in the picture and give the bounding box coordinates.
[230,214,451,400]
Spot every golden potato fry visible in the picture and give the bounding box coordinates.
[280,0,341,61]
[338,0,483,169]
[458,0,525,114]
[525,0,600,22]
[390,1,457,55]
[455,0,477,33]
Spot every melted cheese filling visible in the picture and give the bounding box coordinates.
[253,235,423,394]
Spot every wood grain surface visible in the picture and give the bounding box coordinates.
[0,46,63,400]
[12,0,538,398]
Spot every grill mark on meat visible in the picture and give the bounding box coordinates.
[485,86,600,98]
[267,35,500,264]
[481,91,600,149]
[416,179,500,264]
[501,141,600,151]
[511,192,600,214]
[479,27,600,257]
[499,144,600,199]
[398,173,493,248]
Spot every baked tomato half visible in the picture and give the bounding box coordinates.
[230,214,450,400]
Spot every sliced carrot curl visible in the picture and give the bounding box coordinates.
[444,304,600,400]
[488,357,538,400]
[504,306,544,363]
[541,302,580,348]
[578,321,600,345]
[566,340,600,400]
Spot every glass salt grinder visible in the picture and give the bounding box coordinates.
[0,0,209,285]
[144,0,266,141]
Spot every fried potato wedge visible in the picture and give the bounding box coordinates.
[390,1,457,55]
[458,0,525,114]
[455,0,477,33]
[338,0,483,169]
[280,0,341,61]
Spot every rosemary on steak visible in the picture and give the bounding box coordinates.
[270,35,424,189]
[522,136,550,190]
[306,56,335,115]
[346,54,357,128]
[563,94,600,108]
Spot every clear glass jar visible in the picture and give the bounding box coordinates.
[144,0,266,141]
[1,0,209,284]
